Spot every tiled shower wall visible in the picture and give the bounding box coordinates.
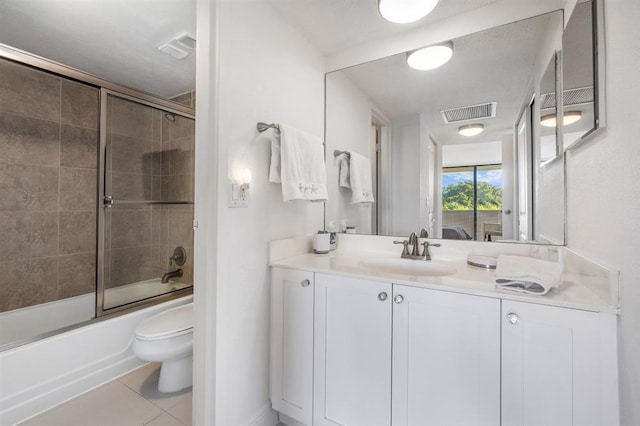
[105,96,194,289]
[0,58,98,312]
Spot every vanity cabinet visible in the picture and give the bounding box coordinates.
[501,300,619,426]
[392,285,500,426]
[313,273,500,426]
[270,268,314,425]
[313,274,392,426]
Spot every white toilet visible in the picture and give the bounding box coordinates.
[132,302,193,393]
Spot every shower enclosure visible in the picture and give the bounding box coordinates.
[0,48,195,349]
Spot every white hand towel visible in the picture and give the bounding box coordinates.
[495,255,563,295]
[334,153,351,188]
[260,127,281,183]
[348,151,374,204]
[279,124,327,202]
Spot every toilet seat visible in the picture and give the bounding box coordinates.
[135,303,193,341]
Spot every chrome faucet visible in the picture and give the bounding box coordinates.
[161,268,183,283]
[394,230,440,260]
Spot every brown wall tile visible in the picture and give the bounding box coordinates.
[58,253,96,298]
[110,134,153,175]
[59,211,96,254]
[162,173,193,202]
[60,167,97,211]
[0,212,59,261]
[109,97,154,140]
[109,246,155,287]
[110,210,151,249]
[0,258,58,311]
[167,209,194,247]
[60,125,98,169]
[111,172,152,203]
[61,80,99,129]
[0,58,61,122]
[0,112,60,166]
[0,164,59,211]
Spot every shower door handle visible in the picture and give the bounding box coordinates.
[103,196,114,208]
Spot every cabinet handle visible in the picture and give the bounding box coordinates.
[378,292,388,301]
[301,279,310,287]
[506,313,520,325]
[393,294,404,304]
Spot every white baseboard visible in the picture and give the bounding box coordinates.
[248,404,278,426]
[278,412,308,426]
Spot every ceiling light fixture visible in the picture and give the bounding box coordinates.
[540,111,582,127]
[406,41,454,70]
[458,123,484,137]
[378,0,440,24]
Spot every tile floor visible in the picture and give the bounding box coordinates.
[20,363,192,426]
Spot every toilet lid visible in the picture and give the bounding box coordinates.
[135,303,193,340]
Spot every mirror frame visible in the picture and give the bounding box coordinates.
[562,0,605,151]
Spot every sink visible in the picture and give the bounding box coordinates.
[360,258,456,277]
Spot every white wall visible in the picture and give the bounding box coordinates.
[325,72,374,233]
[441,141,502,167]
[564,1,640,424]
[389,115,421,235]
[214,3,325,425]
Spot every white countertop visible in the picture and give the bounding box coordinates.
[270,247,619,314]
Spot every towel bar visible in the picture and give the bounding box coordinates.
[333,149,350,158]
[257,122,279,132]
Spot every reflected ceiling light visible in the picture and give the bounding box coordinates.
[379,0,440,24]
[406,41,453,70]
[458,123,484,137]
[540,111,582,127]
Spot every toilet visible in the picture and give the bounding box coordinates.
[132,302,193,393]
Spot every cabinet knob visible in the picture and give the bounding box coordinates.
[506,313,520,325]
[393,294,404,304]
[378,292,388,301]
[301,279,310,287]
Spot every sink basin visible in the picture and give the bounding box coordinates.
[360,258,456,277]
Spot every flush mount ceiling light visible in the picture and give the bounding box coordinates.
[379,0,440,24]
[406,41,454,71]
[540,111,582,127]
[458,123,484,137]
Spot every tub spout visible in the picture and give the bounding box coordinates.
[161,269,183,283]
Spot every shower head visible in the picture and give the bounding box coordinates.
[164,113,176,122]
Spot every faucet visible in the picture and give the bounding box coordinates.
[394,230,440,260]
[161,268,183,283]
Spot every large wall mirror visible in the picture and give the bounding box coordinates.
[325,10,569,244]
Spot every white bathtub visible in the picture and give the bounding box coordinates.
[0,283,192,425]
[0,279,191,347]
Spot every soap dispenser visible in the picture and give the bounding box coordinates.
[327,220,337,251]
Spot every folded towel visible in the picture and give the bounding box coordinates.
[348,151,374,204]
[495,255,563,295]
[334,153,351,188]
[261,127,282,183]
[278,124,327,202]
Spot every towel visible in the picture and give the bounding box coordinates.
[277,124,327,202]
[495,255,563,295]
[348,151,374,204]
[261,127,282,183]
[334,153,351,188]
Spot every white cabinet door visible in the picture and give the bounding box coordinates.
[502,300,619,426]
[270,268,314,425]
[392,285,501,426]
[314,273,392,426]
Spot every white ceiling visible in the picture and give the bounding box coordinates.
[336,11,562,145]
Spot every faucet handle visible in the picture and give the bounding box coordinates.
[393,240,410,256]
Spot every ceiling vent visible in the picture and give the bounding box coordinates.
[440,102,497,124]
[158,32,196,59]
[540,86,594,110]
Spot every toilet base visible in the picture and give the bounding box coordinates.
[158,355,193,393]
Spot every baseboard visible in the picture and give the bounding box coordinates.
[248,404,279,426]
[278,413,307,426]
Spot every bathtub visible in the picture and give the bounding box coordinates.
[0,279,191,347]
[0,282,192,425]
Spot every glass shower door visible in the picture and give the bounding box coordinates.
[100,91,194,312]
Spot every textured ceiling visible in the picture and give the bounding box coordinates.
[335,11,563,145]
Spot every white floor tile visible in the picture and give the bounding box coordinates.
[145,413,186,426]
[21,381,163,426]
[166,393,192,426]
[119,362,192,411]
